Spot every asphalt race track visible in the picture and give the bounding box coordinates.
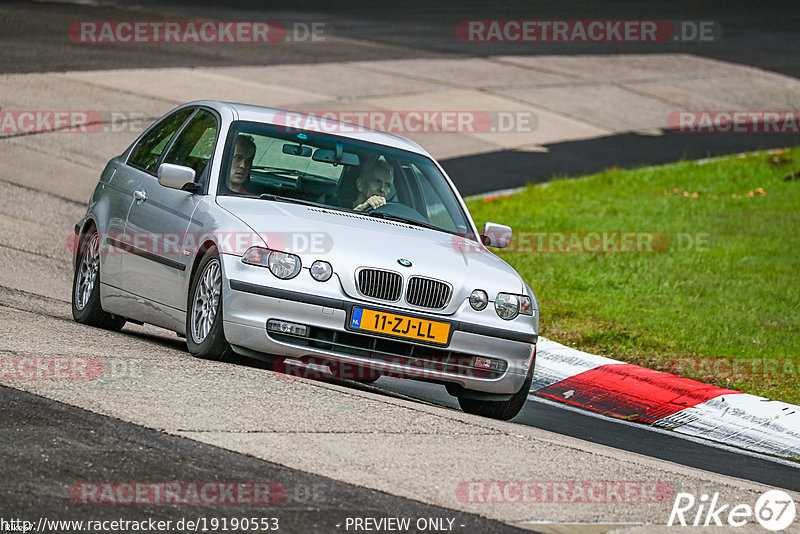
[368,378,800,491]
[1,1,799,532]
[0,385,530,534]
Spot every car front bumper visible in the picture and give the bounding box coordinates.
[220,263,536,396]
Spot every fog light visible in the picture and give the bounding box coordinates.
[469,289,488,311]
[310,260,333,282]
[473,356,492,370]
[267,319,308,337]
[473,356,507,372]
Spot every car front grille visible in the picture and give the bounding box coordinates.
[406,277,452,309]
[356,268,402,301]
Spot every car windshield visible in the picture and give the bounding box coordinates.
[218,121,476,238]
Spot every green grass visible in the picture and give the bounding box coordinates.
[466,148,800,404]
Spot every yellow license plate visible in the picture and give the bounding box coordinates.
[349,307,450,345]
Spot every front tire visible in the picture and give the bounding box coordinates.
[186,247,236,362]
[457,365,534,421]
[71,228,126,331]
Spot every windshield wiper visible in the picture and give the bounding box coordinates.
[252,166,313,179]
[364,211,441,232]
[259,193,322,207]
[252,166,301,174]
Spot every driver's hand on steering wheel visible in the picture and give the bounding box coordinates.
[355,195,386,212]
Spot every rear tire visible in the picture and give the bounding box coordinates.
[186,247,237,362]
[71,227,126,331]
[457,365,534,421]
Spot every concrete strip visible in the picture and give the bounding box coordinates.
[0,142,100,203]
[213,63,450,98]
[496,84,680,131]
[0,178,85,233]
[59,68,331,108]
[2,53,799,205]
[492,54,748,83]
[0,247,72,303]
[364,89,610,151]
[349,57,579,88]
[0,213,73,262]
[625,69,800,109]
[0,72,171,113]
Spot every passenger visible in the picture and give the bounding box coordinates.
[227,134,257,194]
[352,159,394,211]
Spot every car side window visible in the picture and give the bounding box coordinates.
[410,164,459,232]
[162,109,219,181]
[128,108,194,174]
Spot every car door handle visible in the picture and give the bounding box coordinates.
[133,190,147,202]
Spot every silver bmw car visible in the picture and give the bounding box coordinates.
[72,100,539,420]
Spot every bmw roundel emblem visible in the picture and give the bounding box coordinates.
[397,258,412,267]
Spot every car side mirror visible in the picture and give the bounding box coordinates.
[157,163,196,191]
[480,222,512,248]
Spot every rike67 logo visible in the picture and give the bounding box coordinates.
[669,490,796,531]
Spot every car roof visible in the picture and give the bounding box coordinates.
[186,100,430,156]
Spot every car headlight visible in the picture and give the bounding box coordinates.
[519,295,533,316]
[268,251,302,279]
[494,293,520,320]
[469,289,488,311]
[494,293,534,320]
[310,260,333,282]
[242,246,269,267]
[242,247,302,280]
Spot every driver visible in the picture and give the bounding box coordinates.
[353,159,393,211]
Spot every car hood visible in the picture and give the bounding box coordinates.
[217,197,526,315]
